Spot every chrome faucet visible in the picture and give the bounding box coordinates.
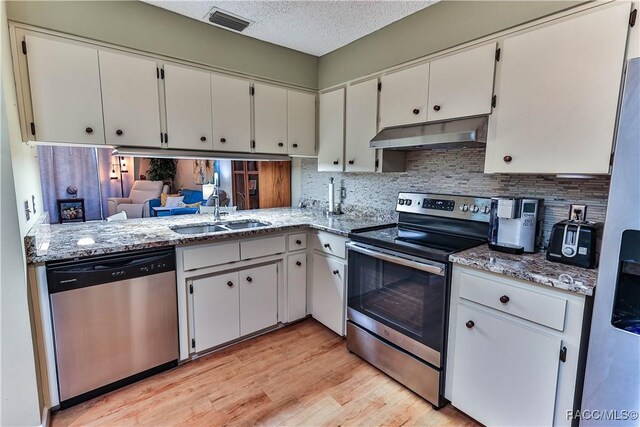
[212,185,221,221]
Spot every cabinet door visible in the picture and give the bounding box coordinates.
[191,272,240,352]
[345,78,378,172]
[164,64,213,150]
[25,35,105,144]
[211,74,251,153]
[427,43,496,121]
[311,253,346,336]
[254,83,287,154]
[451,304,561,426]
[99,50,161,147]
[287,90,316,156]
[379,62,429,128]
[288,253,307,322]
[318,88,345,172]
[239,264,278,336]
[485,3,629,174]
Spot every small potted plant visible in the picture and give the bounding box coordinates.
[146,158,177,190]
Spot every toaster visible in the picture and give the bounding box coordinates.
[546,220,603,269]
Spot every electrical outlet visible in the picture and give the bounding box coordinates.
[24,200,31,221]
[569,204,587,221]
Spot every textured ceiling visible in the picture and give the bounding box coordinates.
[142,1,439,56]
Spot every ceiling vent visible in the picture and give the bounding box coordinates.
[208,9,251,32]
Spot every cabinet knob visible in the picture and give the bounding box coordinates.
[433,105,441,112]
[116,129,123,136]
[200,136,207,142]
[296,240,302,245]
[500,295,510,304]
[466,320,475,329]
[412,108,420,115]
[292,143,298,148]
[333,160,339,165]
[85,127,93,134]
[227,281,233,287]
[332,269,339,275]
[278,142,284,147]
[324,243,331,248]
[246,276,253,283]
[348,160,355,165]
[296,261,302,267]
[220,138,226,143]
[503,155,513,163]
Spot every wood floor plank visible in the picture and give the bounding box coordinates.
[51,319,479,427]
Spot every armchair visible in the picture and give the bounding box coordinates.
[107,181,166,218]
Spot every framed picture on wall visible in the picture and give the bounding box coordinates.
[57,198,86,224]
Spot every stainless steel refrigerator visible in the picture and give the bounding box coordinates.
[581,58,640,426]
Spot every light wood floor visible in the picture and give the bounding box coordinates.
[52,319,480,426]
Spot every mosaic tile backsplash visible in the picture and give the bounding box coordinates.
[299,147,611,247]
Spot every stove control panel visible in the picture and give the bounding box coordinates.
[396,192,492,223]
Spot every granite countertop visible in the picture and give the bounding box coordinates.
[25,208,390,264]
[449,245,598,296]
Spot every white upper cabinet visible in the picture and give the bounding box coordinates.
[485,3,630,174]
[211,73,251,153]
[318,88,345,172]
[25,35,105,144]
[345,78,378,172]
[163,64,213,150]
[253,83,287,154]
[287,90,316,156]
[379,62,429,128]
[427,43,497,121]
[99,50,161,147]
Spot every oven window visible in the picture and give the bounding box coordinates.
[347,249,446,352]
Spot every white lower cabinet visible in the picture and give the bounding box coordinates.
[239,264,278,336]
[451,304,560,426]
[311,253,346,336]
[191,271,240,352]
[287,253,307,322]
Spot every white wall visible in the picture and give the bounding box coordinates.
[0,1,43,425]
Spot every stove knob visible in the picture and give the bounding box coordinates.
[483,205,491,214]
[398,199,405,205]
[470,204,480,213]
[459,204,469,212]
[405,199,412,206]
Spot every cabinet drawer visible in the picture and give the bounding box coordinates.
[240,235,286,260]
[313,231,347,259]
[182,242,240,271]
[288,233,307,251]
[458,269,567,331]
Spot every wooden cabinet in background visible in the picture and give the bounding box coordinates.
[318,88,345,172]
[253,83,288,154]
[24,35,105,145]
[379,62,430,129]
[211,73,251,153]
[163,64,213,150]
[232,161,291,210]
[99,50,161,147]
[287,90,316,156]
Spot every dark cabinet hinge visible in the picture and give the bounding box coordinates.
[375,159,380,170]
[251,140,256,149]
[160,132,164,143]
[191,338,196,348]
[630,9,637,27]
[610,152,615,166]
[491,95,497,108]
[160,68,165,79]
[559,346,567,363]
[21,40,27,55]
[377,81,382,92]
[495,48,501,62]
[189,284,193,294]
[30,122,36,136]
[250,86,255,96]
[157,67,160,79]
[164,133,168,143]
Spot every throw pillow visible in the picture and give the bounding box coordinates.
[161,193,181,207]
[164,196,185,208]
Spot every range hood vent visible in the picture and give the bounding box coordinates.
[112,147,290,161]
[370,116,488,150]
[208,10,251,32]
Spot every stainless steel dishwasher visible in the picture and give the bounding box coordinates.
[47,248,179,408]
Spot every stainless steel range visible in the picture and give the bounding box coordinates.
[346,192,492,408]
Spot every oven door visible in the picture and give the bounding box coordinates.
[346,242,447,367]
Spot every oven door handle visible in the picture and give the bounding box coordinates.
[346,242,446,276]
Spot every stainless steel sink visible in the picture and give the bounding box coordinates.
[224,221,270,230]
[171,220,270,235]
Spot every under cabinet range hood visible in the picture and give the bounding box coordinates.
[370,116,488,150]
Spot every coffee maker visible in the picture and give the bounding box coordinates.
[488,197,544,254]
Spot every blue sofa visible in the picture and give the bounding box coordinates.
[149,189,204,217]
